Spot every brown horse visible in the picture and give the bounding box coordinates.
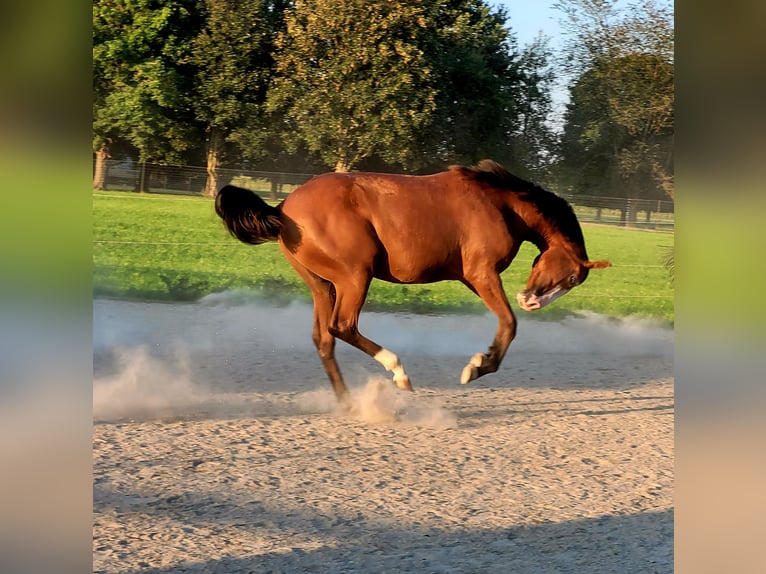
[215,160,610,402]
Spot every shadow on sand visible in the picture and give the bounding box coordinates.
[113,507,672,574]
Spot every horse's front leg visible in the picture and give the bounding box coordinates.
[460,275,517,384]
[329,276,413,391]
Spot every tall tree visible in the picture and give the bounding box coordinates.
[507,36,557,180]
[190,0,288,195]
[411,0,522,171]
[554,0,674,200]
[92,0,201,188]
[268,0,552,174]
[558,64,624,196]
[267,0,438,172]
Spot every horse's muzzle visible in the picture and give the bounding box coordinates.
[516,286,569,311]
[516,291,541,311]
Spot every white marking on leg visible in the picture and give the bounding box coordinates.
[461,353,486,385]
[460,364,476,385]
[374,348,410,388]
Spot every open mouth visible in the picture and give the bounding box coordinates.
[516,286,569,311]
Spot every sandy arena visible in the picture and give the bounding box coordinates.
[93,297,673,573]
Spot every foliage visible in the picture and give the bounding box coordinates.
[507,37,557,180]
[265,0,557,174]
[408,1,520,172]
[93,191,674,323]
[92,0,201,163]
[189,0,288,193]
[266,0,439,172]
[554,0,674,200]
[91,0,674,202]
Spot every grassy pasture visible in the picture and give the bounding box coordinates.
[93,191,674,323]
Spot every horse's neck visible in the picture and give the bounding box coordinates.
[507,195,556,248]
[507,193,581,255]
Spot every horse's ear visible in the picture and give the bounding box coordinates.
[584,260,612,269]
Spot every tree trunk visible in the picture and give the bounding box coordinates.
[334,159,349,172]
[138,161,147,192]
[92,143,109,190]
[205,127,222,197]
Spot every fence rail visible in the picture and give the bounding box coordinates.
[94,159,674,231]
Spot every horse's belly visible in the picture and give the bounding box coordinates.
[375,253,462,284]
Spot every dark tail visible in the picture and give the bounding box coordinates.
[215,185,282,245]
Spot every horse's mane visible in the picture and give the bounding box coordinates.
[451,160,586,248]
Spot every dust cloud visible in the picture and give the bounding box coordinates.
[93,297,672,423]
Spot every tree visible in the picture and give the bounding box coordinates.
[267,0,438,172]
[268,0,554,174]
[92,0,560,180]
[410,0,523,172]
[558,64,624,196]
[409,2,558,177]
[507,36,557,180]
[554,0,674,200]
[92,0,201,189]
[190,0,288,195]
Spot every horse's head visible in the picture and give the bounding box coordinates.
[516,246,611,311]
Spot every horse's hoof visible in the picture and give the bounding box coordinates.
[460,364,478,384]
[395,375,413,391]
[460,353,485,384]
[335,394,353,414]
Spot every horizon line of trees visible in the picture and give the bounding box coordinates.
[93,0,673,201]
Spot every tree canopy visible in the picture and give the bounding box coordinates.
[190,0,288,194]
[412,0,546,174]
[555,0,674,200]
[266,0,438,172]
[92,0,200,163]
[92,0,674,201]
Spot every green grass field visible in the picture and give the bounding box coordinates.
[93,191,674,323]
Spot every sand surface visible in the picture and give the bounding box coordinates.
[93,297,673,573]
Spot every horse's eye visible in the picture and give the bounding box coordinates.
[569,274,577,286]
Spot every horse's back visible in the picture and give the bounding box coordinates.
[280,171,460,238]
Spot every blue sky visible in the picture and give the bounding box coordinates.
[491,1,570,124]
[491,1,565,49]
[490,1,673,129]
[488,1,662,125]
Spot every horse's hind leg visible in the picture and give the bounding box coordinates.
[280,248,349,402]
[329,276,413,391]
[461,273,517,384]
[311,282,350,402]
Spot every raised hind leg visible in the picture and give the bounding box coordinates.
[460,273,517,384]
[329,274,413,391]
